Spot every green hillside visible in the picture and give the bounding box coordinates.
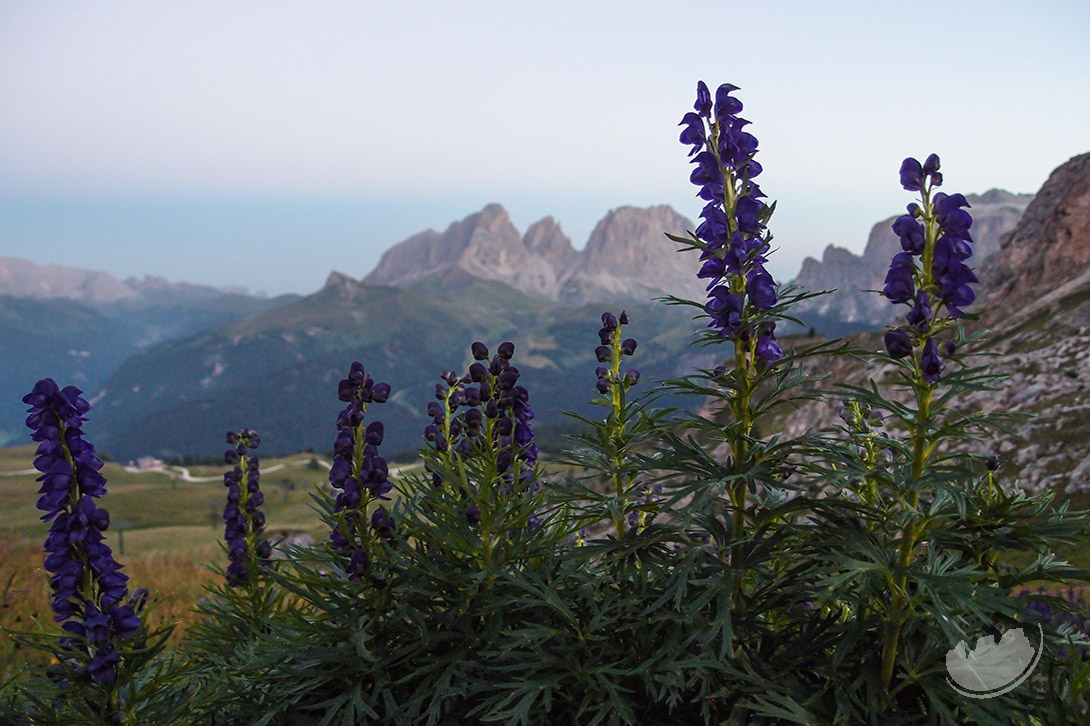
[86,278,708,460]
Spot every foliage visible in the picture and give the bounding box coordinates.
[3,80,1089,725]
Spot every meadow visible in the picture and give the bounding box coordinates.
[0,444,420,679]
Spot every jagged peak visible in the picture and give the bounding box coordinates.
[324,270,357,289]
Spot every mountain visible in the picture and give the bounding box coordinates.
[364,203,703,304]
[773,152,1090,495]
[789,190,1033,334]
[0,258,298,446]
[89,273,711,460]
[0,256,138,303]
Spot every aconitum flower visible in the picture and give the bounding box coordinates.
[24,378,147,684]
[883,252,916,304]
[222,428,270,587]
[881,154,977,383]
[426,341,538,498]
[595,311,640,396]
[329,362,393,582]
[920,338,945,383]
[679,81,782,364]
[884,329,913,359]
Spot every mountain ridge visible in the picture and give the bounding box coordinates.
[363,203,703,305]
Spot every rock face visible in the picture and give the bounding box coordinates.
[981,153,1090,304]
[364,203,700,304]
[561,205,705,304]
[789,190,1033,332]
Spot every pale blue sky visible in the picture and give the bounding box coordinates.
[1,1,1087,295]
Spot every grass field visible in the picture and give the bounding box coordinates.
[0,443,421,677]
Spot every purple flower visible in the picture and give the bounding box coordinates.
[680,81,782,364]
[678,112,706,156]
[892,214,925,255]
[756,332,783,363]
[884,154,979,381]
[884,329,913,359]
[921,337,945,383]
[706,286,744,337]
[883,252,916,304]
[906,290,932,333]
[329,362,393,582]
[594,312,641,395]
[694,80,712,118]
[23,379,148,684]
[746,269,777,311]
[222,428,269,587]
[899,157,924,191]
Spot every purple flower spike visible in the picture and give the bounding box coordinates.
[329,361,394,582]
[222,428,269,587]
[884,154,978,380]
[24,379,148,684]
[680,82,782,364]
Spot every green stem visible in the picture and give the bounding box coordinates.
[880,183,942,696]
[880,374,934,693]
[609,325,628,539]
[729,335,754,604]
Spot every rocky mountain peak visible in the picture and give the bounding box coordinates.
[983,152,1090,304]
[561,205,702,303]
[323,270,357,290]
[363,203,699,305]
[523,217,577,268]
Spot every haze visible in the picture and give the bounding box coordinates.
[2,1,1087,295]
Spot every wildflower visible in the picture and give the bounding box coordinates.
[595,312,641,396]
[329,362,392,581]
[222,428,270,587]
[24,379,147,684]
[921,338,945,383]
[883,252,916,304]
[427,341,538,497]
[881,154,978,382]
[680,81,782,363]
[884,329,913,359]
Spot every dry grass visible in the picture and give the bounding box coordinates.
[0,544,218,679]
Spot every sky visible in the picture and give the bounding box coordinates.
[1,1,1088,296]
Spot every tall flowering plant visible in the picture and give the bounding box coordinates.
[765,156,1090,721]
[422,340,540,560]
[327,361,394,586]
[184,428,289,722]
[661,81,834,602]
[222,428,271,589]
[12,379,177,725]
[557,311,667,544]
